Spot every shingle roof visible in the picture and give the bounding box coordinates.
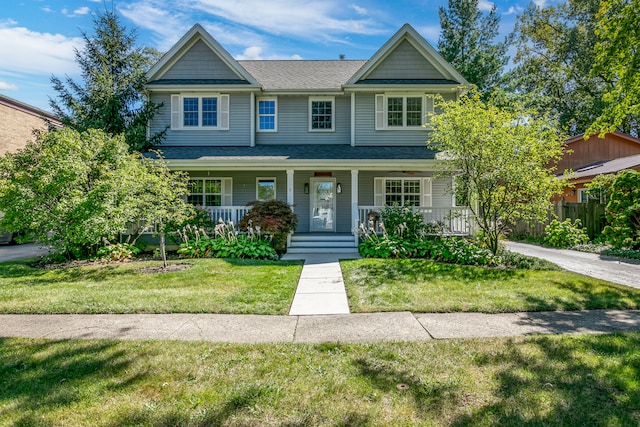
[238,60,367,91]
[153,145,438,161]
[559,153,640,179]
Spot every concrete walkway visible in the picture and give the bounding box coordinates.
[1,310,638,343]
[505,241,640,289]
[283,252,359,316]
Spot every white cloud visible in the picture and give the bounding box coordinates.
[185,0,385,40]
[504,6,524,15]
[41,7,53,13]
[533,0,547,6]
[0,25,82,76]
[236,46,263,60]
[62,6,91,17]
[118,1,192,51]
[350,4,368,15]
[478,0,495,12]
[0,81,18,91]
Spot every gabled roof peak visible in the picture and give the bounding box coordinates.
[146,23,259,85]
[346,23,469,86]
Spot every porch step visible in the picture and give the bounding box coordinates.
[287,234,358,254]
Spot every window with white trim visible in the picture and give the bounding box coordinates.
[171,94,229,130]
[309,97,334,131]
[375,94,434,130]
[578,188,589,203]
[257,98,277,131]
[256,178,276,201]
[374,177,432,207]
[187,178,232,206]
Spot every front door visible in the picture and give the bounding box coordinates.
[310,178,336,232]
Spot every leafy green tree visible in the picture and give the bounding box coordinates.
[438,0,509,95]
[49,9,164,151]
[603,169,640,249]
[588,0,640,135]
[508,0,615,134]
[0,128,190,260]
[428,92,566,254]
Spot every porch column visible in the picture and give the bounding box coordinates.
[287,169,294,244]
[351,169,359,246]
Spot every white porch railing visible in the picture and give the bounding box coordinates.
[357,206,476,236]
[206,206,253,224]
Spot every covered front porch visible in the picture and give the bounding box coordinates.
[161,145,476,250]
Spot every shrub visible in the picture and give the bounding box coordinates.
[96,243,141,262]
[603,169,640,249]
[238,200,298,250]
[379,205,427,238]
[544,219,590,248]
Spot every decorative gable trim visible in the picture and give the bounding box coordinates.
[146,24,260,86]
[345,23,469,87]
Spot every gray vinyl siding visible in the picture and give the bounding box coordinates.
[354,92,456,146]
[365,40,446,80]
[255,95,351,145]
[149,92,252,146]
[187,171,287,206]
[431,176,454,208]
[162,40,241,80]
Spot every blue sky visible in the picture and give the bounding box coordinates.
[0,0,543,112]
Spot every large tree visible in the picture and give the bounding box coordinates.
[429,92,566,254]
[0,128,190,260]
[49,8,164,151]
[438,0,509,95]
[587,0,640,135]
[507,0,632,135]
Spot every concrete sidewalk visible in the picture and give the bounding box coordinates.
[1,310,638,343]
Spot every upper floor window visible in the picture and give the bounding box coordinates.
[171,94,229,130]
[257,98,277,132]
[375,94,434,130]
[309,97,334,132]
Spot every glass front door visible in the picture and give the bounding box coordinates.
[310,178,336,232]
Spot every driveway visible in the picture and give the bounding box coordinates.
[0,243,52,263]
[505,241,640,289]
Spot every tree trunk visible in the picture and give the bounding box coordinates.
[160,231,167,269]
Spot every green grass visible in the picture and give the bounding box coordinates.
[341,258,640,313]
[0,258,303,315]
[1,334,639,426]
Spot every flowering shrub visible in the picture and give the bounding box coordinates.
[357,221,497,266]
[177,219,277,260]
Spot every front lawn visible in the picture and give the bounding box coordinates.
[0,258,302,315]
[342,258,640,313]
[1,334,638,426]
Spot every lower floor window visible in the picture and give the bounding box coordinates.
[385,179,421,206]
[188,179,222,206]
[257,178,276,201]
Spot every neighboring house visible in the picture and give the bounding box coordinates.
[554,132,640,202]
[0,94,62,156]
[145,24,471,251]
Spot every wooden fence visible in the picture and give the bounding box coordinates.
[510,202,606,239]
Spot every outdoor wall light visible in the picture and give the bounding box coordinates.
[336,183,342,193]
[304,183,309,194]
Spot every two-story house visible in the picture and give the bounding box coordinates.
[145,23,471,252]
